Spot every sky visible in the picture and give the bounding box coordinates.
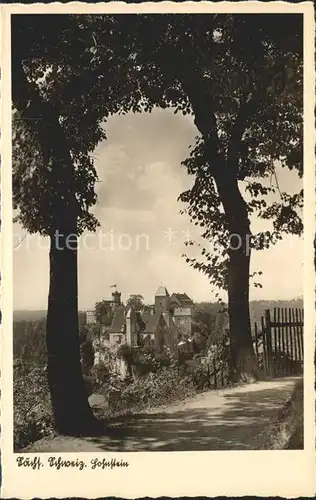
[13,108,303,310]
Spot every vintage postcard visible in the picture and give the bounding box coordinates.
[1,1,315,498]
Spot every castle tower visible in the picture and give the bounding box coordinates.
[112,291,121,306]
[154,285,170,315]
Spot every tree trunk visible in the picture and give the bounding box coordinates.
[216,175,258,381]
[46,230,98,435]
[226,220,257,380]
[12,54,99,435]
[228,255,255,380]
[179,70,258,381]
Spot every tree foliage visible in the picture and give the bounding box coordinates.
[12,15,114,235]
[13,319,47,363]
[126,294,145,311]
[13,14,302,268]
[12,13,303,389]
[111,14,303,378]
[116,14,303,291]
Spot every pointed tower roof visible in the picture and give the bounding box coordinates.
[155,285,169,297]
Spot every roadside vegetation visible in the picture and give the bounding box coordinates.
[13,310,230,451]
[255,377,303,450]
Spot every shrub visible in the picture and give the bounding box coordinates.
[155,352,171,368]
[106,368,195,414]
[131,344,176,376]
[132,349,158,375]
[13,319,47,363]
[14,364,54,451]
[191,364,211,390]
[90,363,109,384]
[117,343,132,361]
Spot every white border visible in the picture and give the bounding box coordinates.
[1,2,315,498]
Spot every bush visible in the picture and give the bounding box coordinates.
[117,343,132,361]
[14,364,54,451]
[101,337,233,415]
[191,364,211,390]
[90,363,109,384]
[132,349,158,375]
[106,368,195,414]
[155,352,171,368]
[13,319,47,363]
[131,345,176,376]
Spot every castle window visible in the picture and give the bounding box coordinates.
[113,334,122,344]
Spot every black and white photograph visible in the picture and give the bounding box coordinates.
[1,1,315,498]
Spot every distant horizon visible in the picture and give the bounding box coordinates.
[14,295,304,313]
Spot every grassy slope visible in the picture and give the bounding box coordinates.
[255,377,303,450]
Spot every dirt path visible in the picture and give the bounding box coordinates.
[25,376,301,452]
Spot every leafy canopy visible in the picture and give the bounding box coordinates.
[12,14,143,235]
[117,14,303,290]
[13,14,303,286]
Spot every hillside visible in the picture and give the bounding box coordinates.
[13,310,46,322]
[249,299,303,326]
[14,310,87,324]
[192,298,303,328]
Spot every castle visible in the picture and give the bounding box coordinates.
[86,285,193,353]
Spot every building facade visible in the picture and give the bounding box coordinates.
[89,285,194,363]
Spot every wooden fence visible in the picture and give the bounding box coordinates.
[253,308,304,376]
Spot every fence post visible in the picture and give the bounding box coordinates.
[295,308,302,362]
[284,307,290,373]
[254,322,259,361]
[265,309,273,376]
[275,308,280,375]
[261,316,267,372]
[280,308,285,373]
[299,308,304,364]
[288,308,294,373]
